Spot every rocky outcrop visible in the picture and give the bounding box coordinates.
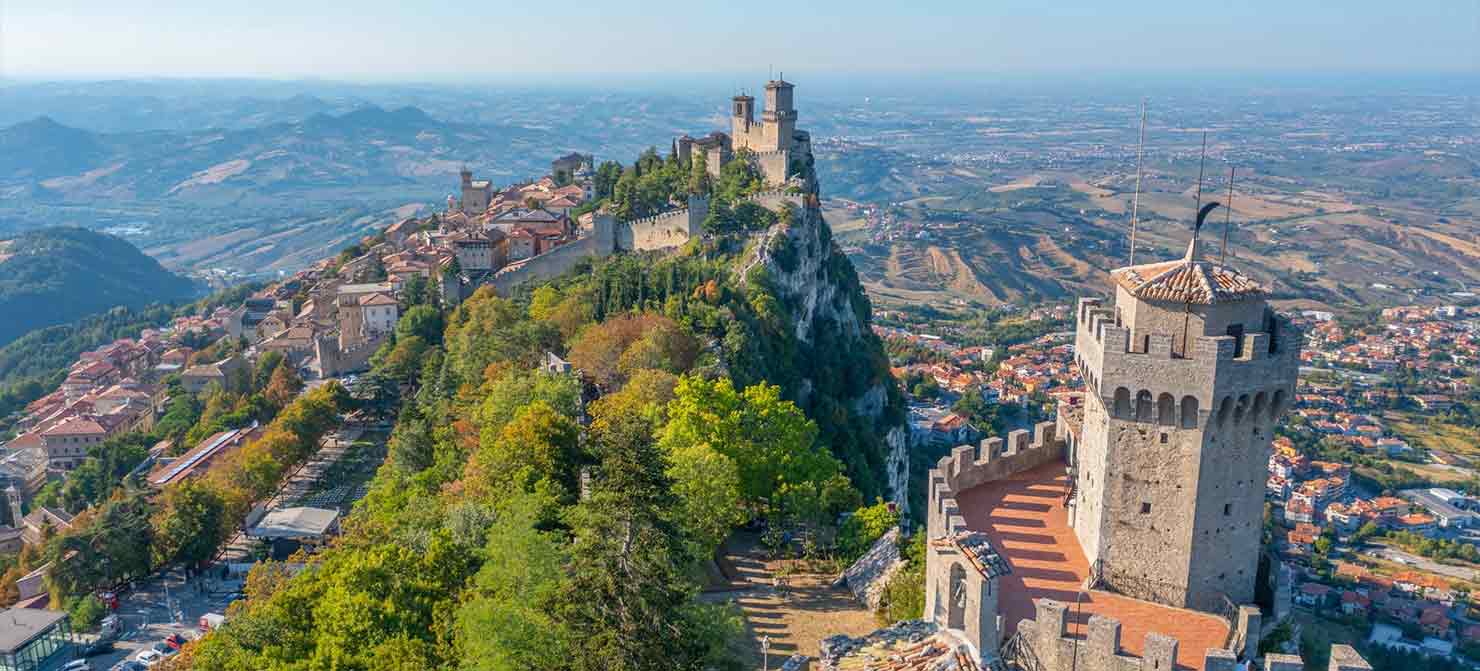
[741,186,910,512]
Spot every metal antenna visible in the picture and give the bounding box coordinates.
[1219,166,1236,268]
[1191,131,1208,255]
[1128,99,1147,266]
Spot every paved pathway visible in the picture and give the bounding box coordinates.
[956,462,1229,671]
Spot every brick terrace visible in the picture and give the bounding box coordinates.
[955,461,1229,671]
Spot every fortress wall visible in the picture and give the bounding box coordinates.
[1017,600,1274,671]
[753,149,791,185]
[488,236,602,293]
[624,208,693,251]
[927,420,1063,540]
[742,188,805,213]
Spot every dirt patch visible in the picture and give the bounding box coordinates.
[708,532,880,669]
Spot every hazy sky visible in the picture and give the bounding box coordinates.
[3,0,1477,80]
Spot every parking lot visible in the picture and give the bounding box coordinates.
[67,568,243,670]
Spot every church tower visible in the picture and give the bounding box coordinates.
[1069,231,1299,612]
[5,484,21,529]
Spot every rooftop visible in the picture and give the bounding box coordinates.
[1110,241,1266,306]
[0,607,67,653]
[954,461,1228,670]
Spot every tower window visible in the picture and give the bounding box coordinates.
[1160,433,1168,444]
[1224,504,1232,516]
[1141,502,1152,514]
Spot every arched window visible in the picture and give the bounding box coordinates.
[1136,390,1155,422]
[1270,389,1287,419]
[1157,393,1176,426]
[1181,396,1200,429]
[1217,397,1232,426]
[1114,387,1131,418]
[1252,392,1267,420]
[948,563,967,630]
[1234,394,1250,424]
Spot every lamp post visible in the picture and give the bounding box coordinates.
[761,635,771,671]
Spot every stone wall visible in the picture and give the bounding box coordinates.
[1071,295,1301,611]
[922,418,1063,661]
[1016,600,1271,671]
[622,196,708,251]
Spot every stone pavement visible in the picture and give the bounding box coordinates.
[956,461,1229,671]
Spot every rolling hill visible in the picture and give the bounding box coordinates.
[0,227,198,346]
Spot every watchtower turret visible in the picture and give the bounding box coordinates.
[1069,234,1300,613]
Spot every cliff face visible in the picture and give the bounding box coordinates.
[741,189,911,513]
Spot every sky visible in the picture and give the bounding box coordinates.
[2,0,1477,81]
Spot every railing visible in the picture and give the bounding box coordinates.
[1213,593,1246,658]
[1086,560,1187,607]
[1001,630,1042,671]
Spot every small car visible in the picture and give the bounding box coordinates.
[134,650,162,667]
[62,660,93,671]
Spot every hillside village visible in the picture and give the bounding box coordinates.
[1,83,1478,671]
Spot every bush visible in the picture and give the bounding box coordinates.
[837,499,899,561]
[66,593,108,632]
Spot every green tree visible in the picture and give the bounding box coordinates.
[465,401,582,505]
[397,304,445,345]
[150,479,227,567]
[455,489,573,671]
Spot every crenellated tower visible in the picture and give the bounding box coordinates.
[1070,236,1300,612]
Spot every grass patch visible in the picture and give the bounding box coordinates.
[1389,414,1480,457]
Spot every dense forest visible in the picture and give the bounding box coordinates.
[0,226,198,346]
[164,151,906,670]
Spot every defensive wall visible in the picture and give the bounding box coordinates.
[480,189,803,294]
[923,414,1269,671]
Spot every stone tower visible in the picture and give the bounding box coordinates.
[5,484,21,528]
[1070,235,1300,613]
[731,93,756,140]
[762,79,796,151]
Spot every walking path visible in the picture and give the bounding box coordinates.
[704,532,878,669]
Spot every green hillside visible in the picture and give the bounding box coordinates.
[0,227,197,346]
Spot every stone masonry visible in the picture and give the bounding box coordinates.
[1069,240,1301,613]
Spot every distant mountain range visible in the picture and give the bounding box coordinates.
[0,227,197,346]
[0,106,562,206]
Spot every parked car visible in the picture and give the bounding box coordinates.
[62,660,93,671]
[134,650,161,667]
[152,641,178,657]
[79,639,116,657]
[163,633,188,650]
[109,661,146,671]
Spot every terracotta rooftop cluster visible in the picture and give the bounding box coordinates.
[818,622,980,671]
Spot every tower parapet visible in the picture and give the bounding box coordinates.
[1069,242,1300,614]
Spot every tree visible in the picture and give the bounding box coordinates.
[389,403,436,473]
[659,376,851,515]
[464,401,582,505]
[665,441,746,558]
[264,361,304,409]
[253,351,286,391]
[151,480,227,567]
[556,409,714,671]
[397,304,445,345]
[456,489,573,671]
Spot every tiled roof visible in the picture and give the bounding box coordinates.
[1110,255,1266,305]
[932,530,1011,579]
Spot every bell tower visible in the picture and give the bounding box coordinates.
[5,484,22,528]
[1070,231,1300,613]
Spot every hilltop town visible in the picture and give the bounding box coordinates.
[1,79,1477,671]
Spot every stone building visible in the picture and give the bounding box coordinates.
[896,232,1348,671]
[676,79,812,186]
[459,168,493,214]
[1070,235,1299,612]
